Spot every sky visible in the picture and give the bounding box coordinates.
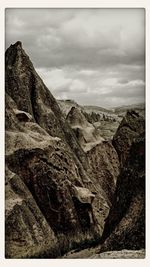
[5,8,145,108]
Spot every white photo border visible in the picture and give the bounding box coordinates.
[0,1,150,267]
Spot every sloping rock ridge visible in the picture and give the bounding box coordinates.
[5,42,116,258]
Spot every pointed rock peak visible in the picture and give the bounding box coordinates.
[70,106,79,113]
[5,41,31,70]
[12,41,22,48]
[67,106,84,118]
[5,42,36,115]
[6,41,23,54]
[66,106,89,127]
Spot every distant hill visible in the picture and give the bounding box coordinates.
[57,99,145,117]
[114,103,145,117]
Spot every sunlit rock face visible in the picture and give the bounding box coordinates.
[66,106,104,152]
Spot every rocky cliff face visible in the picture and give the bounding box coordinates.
[113,110,145,167]
[62,111,145,258]
[87,141,120,204]
[100,128,145,253]
[5,166,59,258]
[66,107,104,151]
[5,42,115,258]
[5,42,89,178]
[5,42,145,258]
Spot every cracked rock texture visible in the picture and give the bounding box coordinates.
[66,106,104,152]
[5,41,145,259]
[113,110,145,167]
[5,166,59,258]
[5,42,116,258]
[100,129,145,252]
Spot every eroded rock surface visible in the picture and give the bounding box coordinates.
[5,42,90,178]
[100,130,145,252]
[66,107,104,152]
[87,141,120,204]
[5,166,58,258]
[5,42,112,258]
[5,41,145,258]
[113,110,145,167]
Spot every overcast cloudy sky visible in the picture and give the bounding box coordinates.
[6,8,145,108]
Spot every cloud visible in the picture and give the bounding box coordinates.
[5,8,145,107]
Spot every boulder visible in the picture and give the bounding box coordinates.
[73,186,96,204]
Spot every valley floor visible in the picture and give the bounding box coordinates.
[62,246,145,259]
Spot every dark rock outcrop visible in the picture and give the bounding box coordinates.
[100,130,145,252]
[113,110,145,167]
[5,166,59,258]
[83,111,101,124]
[87,141,120,204]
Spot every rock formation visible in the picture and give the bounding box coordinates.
[5,166,59,258]
[113,110,145,167]
[66,106,104,151]
[58,100,121,140]
[5,42,114,258]
[57,99,80,116]
[100,123,145,253]
[5,41,145,259]
[87,141,120,204]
